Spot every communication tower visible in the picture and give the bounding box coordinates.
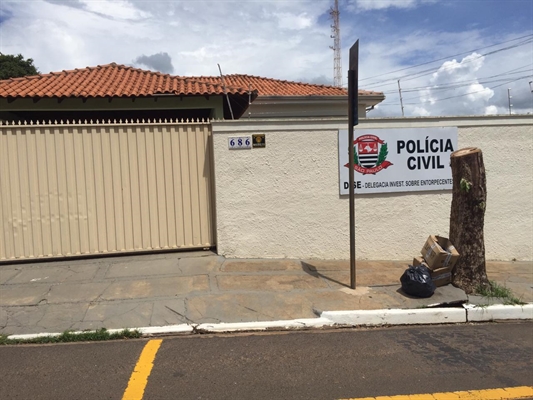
[330,0,342,87]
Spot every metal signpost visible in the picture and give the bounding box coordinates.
[348,40,359,289]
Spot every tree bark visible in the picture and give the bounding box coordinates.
[449,147,489,294]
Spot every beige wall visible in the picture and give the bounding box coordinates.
[212,116,533,261]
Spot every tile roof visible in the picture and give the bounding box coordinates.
[0,63,382,99]
[193,74,382,97]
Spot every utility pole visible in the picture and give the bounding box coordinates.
[507,88,512,115]
[330,0,342,87]
[529,81,533,112]
[398,80,405,117]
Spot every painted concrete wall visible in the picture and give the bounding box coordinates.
[212,116,532,261]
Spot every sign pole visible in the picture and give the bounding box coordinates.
[348,40,359,289]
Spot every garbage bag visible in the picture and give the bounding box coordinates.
[400,265,436,298]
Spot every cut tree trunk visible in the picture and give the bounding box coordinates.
[449,147,490,294]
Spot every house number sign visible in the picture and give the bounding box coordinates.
[228,136,252,150]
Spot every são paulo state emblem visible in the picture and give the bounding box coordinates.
[344,134,393,175]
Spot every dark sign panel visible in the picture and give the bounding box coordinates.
[252,134,266,148]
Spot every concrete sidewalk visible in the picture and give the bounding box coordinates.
[0,252,531,336]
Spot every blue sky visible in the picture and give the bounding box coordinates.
[0,0,532,116]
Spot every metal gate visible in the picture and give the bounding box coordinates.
[0,119,216,261]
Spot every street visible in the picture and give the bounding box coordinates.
[0,322,532,399]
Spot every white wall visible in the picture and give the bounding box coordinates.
[212,116,533,261]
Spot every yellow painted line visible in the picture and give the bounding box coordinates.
[341,385,533,400]
[122,339,163,400]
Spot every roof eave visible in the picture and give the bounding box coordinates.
[254,94,385,106]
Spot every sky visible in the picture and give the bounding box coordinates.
[0,0,532,117]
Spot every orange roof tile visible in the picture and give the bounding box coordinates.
[0,63,382,99]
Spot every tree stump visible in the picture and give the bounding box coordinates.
[449,147,489,294]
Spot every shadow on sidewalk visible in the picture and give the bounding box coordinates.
[301,261,351,289]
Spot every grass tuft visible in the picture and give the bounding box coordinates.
[475,281,525,305]
[0,328,142,345]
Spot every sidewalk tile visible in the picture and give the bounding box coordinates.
[0,285,51,306]
[0,268,20,284]
[105,258,179,278]
[101,275,209,301]
[221,259,303,272]
[177,256,224,274]
[7,265,99,284]
[310,270,400,288]
[216,274,328,291]
[187,292,315,323]
[0,306,47,335]
[80,301,154,331]
[150,299,189,326]
[46,282,110,304]
[35,303,90,332]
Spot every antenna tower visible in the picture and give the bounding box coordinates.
[330,0,342,87]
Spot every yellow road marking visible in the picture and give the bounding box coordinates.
[341,385,533,400]
[122,339,163,400]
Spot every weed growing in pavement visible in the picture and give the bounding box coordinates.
[475,281,525,306]
[0,328,142,345]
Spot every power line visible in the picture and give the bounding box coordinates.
[363,37,533,89]
[360,33,533,82]
[413,75,528,104]
[380,75,530,106]
[401,74,531,103]
[379,65,532,95]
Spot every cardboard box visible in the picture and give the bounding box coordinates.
[420,235,460,270]
[413,256,452,287]
[431,266,453,287]
[413,256,425,267]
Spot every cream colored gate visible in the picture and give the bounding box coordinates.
[0,119,215,261]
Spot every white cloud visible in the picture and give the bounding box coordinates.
[484,105,499,115]
[466,83,493,102]
[432,52,485,79]
[352,0,417,11]
[412,106,431,116]
[420,52,494,114]
[348,0,437,11]
[275,12,313,30]
[0,0,333,78]
[79,0,150,20]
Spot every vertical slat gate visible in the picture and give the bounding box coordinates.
[0,120,215,261]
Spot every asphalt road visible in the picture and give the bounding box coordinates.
[0,322,532,400]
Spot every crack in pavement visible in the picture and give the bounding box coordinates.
[84,301,146,324]
[0,309,10,330]
[239,303,276,320]
[40,285,55,304]
[34,307,48,327]
[164,305,197,326]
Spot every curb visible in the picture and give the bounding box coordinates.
[196,318,332,333]
[464,303,533,322]
[5,304,532,341]
[320,308,466,326]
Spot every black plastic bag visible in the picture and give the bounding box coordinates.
[400,265,436,298]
